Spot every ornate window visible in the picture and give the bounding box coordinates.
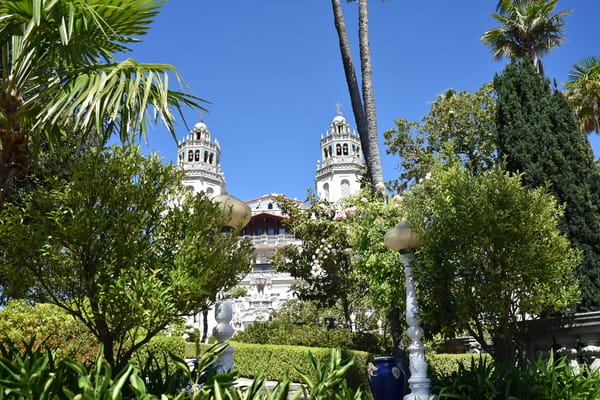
[343,143,348,155]
[188,150,193,161]
[341,179,351,198]
[194,150,200,161]
[336,144,342,155]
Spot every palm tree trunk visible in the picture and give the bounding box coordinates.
[0,93,28,206]
[331,0,383,191]
[358,0,384,189]
[201,303,210,343]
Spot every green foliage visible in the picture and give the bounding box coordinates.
[0,145,254,372]
[0,300,97,363]
[0,0,205,205]
[434,353,600,400]
[233,320,384,355]
[0,338,365,399]
[481,0,570,75]
[495,61,600,311]
[230,342,371,398]
[130,335,187,394]
[384,84,497,191]
[296,349,362,400]
[404,165,580,363]
[565,55,600,134]
[427,353,490,378]
[272,192,368,323]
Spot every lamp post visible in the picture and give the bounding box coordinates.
[210,193,251,373]
[384,220,434,400]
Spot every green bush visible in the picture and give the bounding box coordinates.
[433,353,600,400]
[232,320,384,353]
[0,299,97,363]
[230,341,372,399]
[130,335,186,389]
[428,353,489,377]
[0,338,362,399]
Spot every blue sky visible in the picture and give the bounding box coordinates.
[130,0,600,202]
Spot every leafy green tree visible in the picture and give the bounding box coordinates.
[481,0,571,76]
[0,145,254,373]
[384,84,498,191]
[0,0,203,205]
[331,0,384,190]
[565,56,600,134]
[494,61,600,311]
[404,165,580,365]
[271,192,368,325]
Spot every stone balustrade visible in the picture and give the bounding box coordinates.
[521,311,600,371]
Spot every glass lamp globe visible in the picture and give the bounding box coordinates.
[384,220,421,251]
[213,193,251,228]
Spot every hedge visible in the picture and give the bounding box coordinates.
[131,335,187,376]
[185,341,488,400]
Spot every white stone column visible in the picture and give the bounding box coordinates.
[401,254,434,400]
[212,300,235,373]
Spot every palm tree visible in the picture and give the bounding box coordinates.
[481,0,571,76]
[0,0,204,205]
[331,0,384,191]
[565,56,600,134]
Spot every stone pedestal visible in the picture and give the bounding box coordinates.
[212,300,235,373]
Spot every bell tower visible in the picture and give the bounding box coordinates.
[315,110,364,203]
[177,121,226,196]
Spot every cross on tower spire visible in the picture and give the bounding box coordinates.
[335,101,343,116]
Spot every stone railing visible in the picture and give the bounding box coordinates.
[241,234,300,248]
[521,312,600,371]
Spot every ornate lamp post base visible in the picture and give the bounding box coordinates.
[384,221,435,400]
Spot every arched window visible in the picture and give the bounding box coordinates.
[336,144,342,155]
[206,187,214,195]
[341,179,351,198]
[323,149,328,159]
[267,202,273,210]
[196,131,201,140]
[204,151,208,162]
[188,151,193,161]
[343,143,348,155]
[194,150,200,161]
[209,153,214,164]
[323,183,330,201]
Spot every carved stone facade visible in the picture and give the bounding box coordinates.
[232,194,302,329]
[181,115,363,337]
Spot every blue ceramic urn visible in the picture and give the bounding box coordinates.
[367,356,404,400]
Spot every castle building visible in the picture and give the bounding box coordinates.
[179,113,364,334]
[177,121,226,195]
[315,114,364,203]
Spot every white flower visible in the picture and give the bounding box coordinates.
[334,210,347,220]
[345,206,357,216]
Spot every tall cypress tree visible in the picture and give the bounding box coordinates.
[494,61,600,311]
